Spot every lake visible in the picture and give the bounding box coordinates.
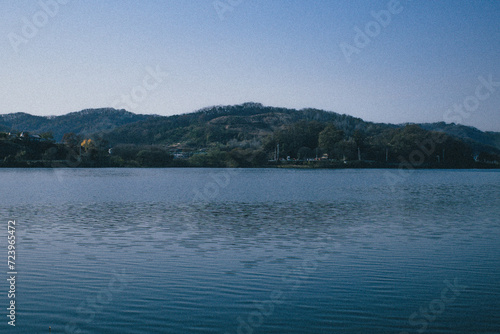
[0,168,499,333]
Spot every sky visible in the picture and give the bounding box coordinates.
[0,0,499,131]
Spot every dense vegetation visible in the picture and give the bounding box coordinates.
[1,103,499,168]
[0,108,153,142]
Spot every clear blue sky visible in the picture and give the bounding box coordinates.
[1,0,499,131]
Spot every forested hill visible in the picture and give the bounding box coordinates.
[99,102,500,152]
[420,122,500,152]
[0,103,499,168]
[0,108,153,141]
[100,102,397,146]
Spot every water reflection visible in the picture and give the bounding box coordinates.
[0,169,498,333]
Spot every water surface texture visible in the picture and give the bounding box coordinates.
[0,168,499,333]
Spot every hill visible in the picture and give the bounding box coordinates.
[0,108,153,141]
[100,102,396,146]
[99,102,500,151]
[0,103,499,168]
[420,122,500,153]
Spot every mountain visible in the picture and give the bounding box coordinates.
[420,122,500,153]
[99,102,397,146]
[1,103,499,168]
[0,108,153,141]
[98,102,500,151]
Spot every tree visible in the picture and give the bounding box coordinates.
[335,139,357,160]
[318,124,344,159]
[81,138,95,151]
[297,147,314,160]
[136,148,173,167]
[40,132,54,142]
[353,129,366,150]
[42,147,58,161]
[265,121,324,159]
[62,133,82,149]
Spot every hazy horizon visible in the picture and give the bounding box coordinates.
[1,0,499,131]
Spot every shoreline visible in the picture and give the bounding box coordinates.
[1,161,499,170]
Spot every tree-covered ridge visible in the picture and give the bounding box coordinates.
[0,108,154,142]
[420,122,500,155]
[0,103,499,168]
[100,103,395,147]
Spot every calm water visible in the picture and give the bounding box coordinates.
[0,168,499,333]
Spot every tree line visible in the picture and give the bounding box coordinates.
[1,121,499,168]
